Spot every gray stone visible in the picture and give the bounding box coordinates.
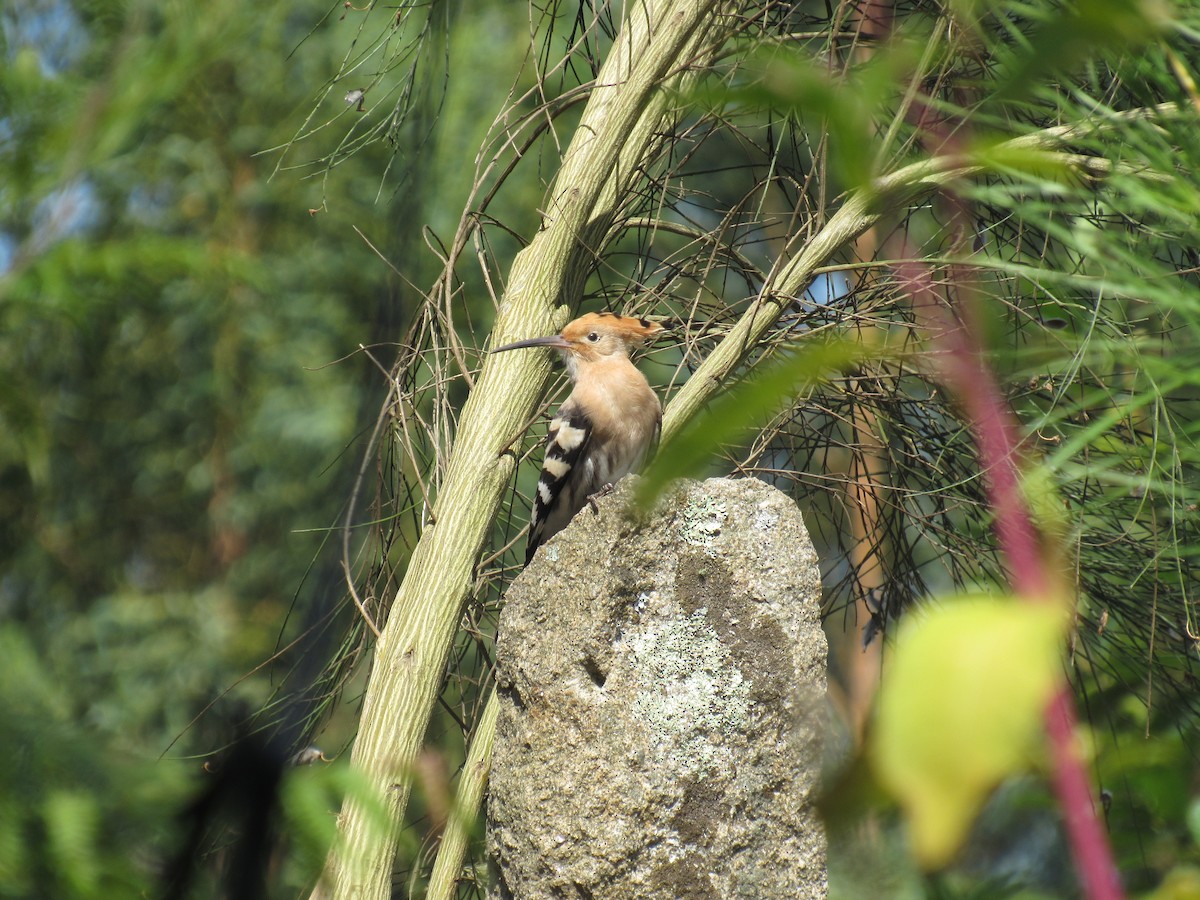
[488,477,828,899]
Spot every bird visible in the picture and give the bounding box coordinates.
[491,312,670,565]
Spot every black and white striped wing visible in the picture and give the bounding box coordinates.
[526,408,593,564]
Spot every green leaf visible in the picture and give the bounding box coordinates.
[993,0,1173,102]
[637,337,861,507]
[0,800,30,894]
[1149,866,1200,900]
[870,596,1065,869]
[693,34,925,189]
[43,790,101,897]
[282,765,344,882]
[964,139,1079,184]
[1188,796,1200,846]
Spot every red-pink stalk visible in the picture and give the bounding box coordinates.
[899,262,1123,899]
[842,0,1122,886]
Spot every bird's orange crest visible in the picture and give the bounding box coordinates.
[560,312,669,346]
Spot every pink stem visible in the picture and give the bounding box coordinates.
[1046,688,1123,899]
[855,4,1120,886]
[900,262,1124,899]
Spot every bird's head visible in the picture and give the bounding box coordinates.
[491,312,670,366]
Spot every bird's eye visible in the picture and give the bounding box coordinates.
[587,332,600,342]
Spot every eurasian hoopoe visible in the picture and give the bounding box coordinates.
[491,312,670,565]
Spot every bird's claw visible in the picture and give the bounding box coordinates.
[587,483,615,515]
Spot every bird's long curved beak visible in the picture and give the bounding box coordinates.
[490,334,571,354]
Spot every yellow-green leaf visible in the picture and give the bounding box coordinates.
[870,596,1065,868]
[43,790,101,896]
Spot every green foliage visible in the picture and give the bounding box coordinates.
[281,760,399,892]
[702,28,930,189]
[638,337,863,505]
[0,0,396,894]
[0,627,192,897]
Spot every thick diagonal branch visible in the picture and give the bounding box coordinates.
[313,3,732,898]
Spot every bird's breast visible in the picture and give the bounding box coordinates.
[577,384,659,488]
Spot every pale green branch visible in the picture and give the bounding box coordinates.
[660,103,1183,445]
[313,3,732,897]
[426,687,498,900]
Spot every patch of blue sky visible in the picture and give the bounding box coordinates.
[31,178,102,251]
[776,270,851,333]
[2,0,87,77]
[804,271,849,307]
[0,232,18,275]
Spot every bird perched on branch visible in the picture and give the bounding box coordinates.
[491,312,670,565]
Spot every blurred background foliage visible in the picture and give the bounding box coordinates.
[0,0,555,892]
[3,0,405,894]
[4,0,1200,897]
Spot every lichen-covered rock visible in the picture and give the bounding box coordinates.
[488,477,828,899]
